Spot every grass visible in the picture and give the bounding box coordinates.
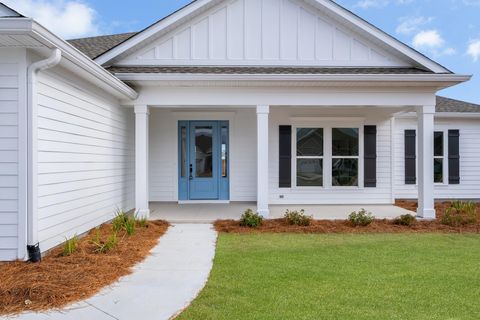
[178,233,480,320]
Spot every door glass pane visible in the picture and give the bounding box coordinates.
[221,126,228,178]
[297,128,323,156]
[434,159,443,183]
[332,128,359,156]
[332,159,358,186]
[297,159,323,187]
[180,126,187,178]
[434,132,443,157]
[195,126,213,178]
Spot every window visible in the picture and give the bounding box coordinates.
[332,128,359,187]
[434,131,444,183]
[296,128,324,187]
[221,126,228,178]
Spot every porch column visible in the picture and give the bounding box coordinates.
[257,105,269,217]
[135,105,150,218]
[416,105,436,219]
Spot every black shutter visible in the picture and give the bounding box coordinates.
[279,126,292,188]
[364,125,377,187]
[448,130,460,184]
[405,130,416,185]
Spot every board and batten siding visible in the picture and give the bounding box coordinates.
[269,107,394,205]
[149,108,257,202]
[394,117,480,200]
[0,48,26,261]
[36,70,135,252]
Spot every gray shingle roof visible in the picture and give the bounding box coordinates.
[436,96,480,113]
[67,32,137,59]
[106,66,434,75]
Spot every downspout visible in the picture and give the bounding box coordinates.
[26,48,61,262]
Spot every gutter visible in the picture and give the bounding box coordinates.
[26,48,62,262]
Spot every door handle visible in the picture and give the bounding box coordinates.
[189,164,193,180]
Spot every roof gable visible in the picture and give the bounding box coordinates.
[0,3,23,17]
[95,0,450,73]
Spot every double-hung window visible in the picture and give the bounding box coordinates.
[294,125,362,188]
[332,128,360,187]
[296,128,324,187]
[434,131,446,184]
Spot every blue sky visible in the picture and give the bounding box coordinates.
[6,0,480,103]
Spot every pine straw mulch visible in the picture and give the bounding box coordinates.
[0,220,169,316]
[215,201,480,234]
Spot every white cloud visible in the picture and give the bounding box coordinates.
[3,0,99,39]
[396,16,433,35]
[467,39,480,62]
[463,0,480,6]
[354,0,412,9]
[413,30,445,48]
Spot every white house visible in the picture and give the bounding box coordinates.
[0,0,478,261]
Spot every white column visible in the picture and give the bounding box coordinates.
[135,105,150,218]
[416,105,436,219]
[256,105,270,217]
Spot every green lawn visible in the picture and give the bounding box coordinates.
[178,233,480,320]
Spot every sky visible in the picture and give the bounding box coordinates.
[4,0,480,103]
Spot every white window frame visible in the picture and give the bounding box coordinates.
[293,127,325,188]
[434,130,449,186]
[291,119,364,190]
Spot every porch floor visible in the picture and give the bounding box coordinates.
[149,202,415,223]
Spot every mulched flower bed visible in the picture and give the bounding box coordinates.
[215,201,480,234]
[0,220,169,316]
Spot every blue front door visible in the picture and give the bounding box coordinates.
[178,121,229,200]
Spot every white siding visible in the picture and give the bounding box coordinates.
[269,107,393,205]
[394,117,480,200]
[149,108,257,202]
[36,70,135,252]
[0,48,25,261]
[117,0,408,67]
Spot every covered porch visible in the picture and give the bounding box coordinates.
[126,82,445,221]
[149,202,416,223]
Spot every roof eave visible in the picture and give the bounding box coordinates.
[0,18,138,100]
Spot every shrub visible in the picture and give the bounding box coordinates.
[136,216,148,228]
[441,201,477,227]
[92,231,118,254]
[393,214,417,226]
[124,216,136,236]
[112,209,128,232]
[348,209,375,227]
[240,209,263,228]
[62,235,79,256]
[284,209,312,226]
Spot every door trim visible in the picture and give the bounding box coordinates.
[178,120,230,201]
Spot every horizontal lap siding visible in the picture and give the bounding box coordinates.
[149,109,257,202]
[394,118,480,200]
[0,50,22,261]
[36,72,134,251]
[269,108,393,205]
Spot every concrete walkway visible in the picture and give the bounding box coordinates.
[4,224,217,320]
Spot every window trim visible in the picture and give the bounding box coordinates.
[434,130,449,186]
[291,122,364,190]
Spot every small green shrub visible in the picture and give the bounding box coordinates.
[240,209,263,228]
[348,209,375,227]
[441,201,477,227]
[124,216,136,236]
[284,209,312,226]
[92,231,118,254]
[393,214,417,226]
[136,216,148,228]
[112,209,128,232]
[62,235,79,256]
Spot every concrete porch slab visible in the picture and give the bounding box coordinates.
[149,202,415,223]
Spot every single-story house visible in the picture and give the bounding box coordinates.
[0,0,478,261]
